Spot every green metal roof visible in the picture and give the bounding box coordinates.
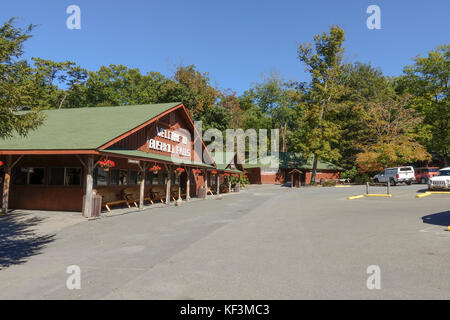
[222,168,243,174]
[210,152,236,170]
[0,103,181,150]
[101,149,215,169]
[242,152,342,171]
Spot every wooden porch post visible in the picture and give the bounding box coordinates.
[216,173,220,196]
[228,176,232,193]
[204,169,208,199]
[186,168,191,201]
[165,165,172,205]
[83,155,94,218]
[237,178,240,192]
[1,156,12,214]
[139,163,148,210]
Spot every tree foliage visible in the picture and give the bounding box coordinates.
[0,19,44,139]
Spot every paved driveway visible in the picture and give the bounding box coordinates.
[0,184,448,299]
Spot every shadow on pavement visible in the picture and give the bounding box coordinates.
[422,211,450,227]
[0,213,55,270]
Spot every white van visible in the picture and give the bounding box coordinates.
[373,166,415,185]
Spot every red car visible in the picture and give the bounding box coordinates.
[415,167,440,184]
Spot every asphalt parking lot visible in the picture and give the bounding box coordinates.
[0,184,448,299]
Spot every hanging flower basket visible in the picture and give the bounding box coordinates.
[0,161,3,167]
[97,159,115,172]
[233,174,239,178]
[174,167,185,176]
[211,170,218,175]
[149,164,162,175]
[224,173,230,177]
[192,169,202,176]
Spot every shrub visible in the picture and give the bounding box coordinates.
[340,167,358,182]
[354,173,371,184]
[322,180,337,187]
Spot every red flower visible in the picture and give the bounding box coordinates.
[0,161,3,166]
[98,158,116,169]
[174,167,185,175]
[149,164,162,172]
[211,170,218,175]
[224,173,230,177]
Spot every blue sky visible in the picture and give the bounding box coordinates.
[2,0,449,93]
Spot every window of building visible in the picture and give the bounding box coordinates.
[129,170,138,185]
[94,167,108,186]
[13,167,28,185]
[48,167,81,186]
[65,168,81,186]
[13,167,45,185]
[48,167,65,185]
[29,168,45,185]
[110,169,120,185]
[145,172,154,185]
[160,172,167,185]
[119,169,128,185]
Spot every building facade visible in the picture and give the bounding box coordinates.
[0,103,242,217]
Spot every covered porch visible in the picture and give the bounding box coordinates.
[0,150,243,218]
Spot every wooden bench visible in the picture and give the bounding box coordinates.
[96,188,130,212]
[150,185,166,203]
[207,187,215,195]
[122,187,153,207]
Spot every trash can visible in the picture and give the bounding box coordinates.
[198,187,206,199]
[82,194,102,217]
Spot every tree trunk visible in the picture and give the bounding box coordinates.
[310,155,318,183]
[2,161,11,214]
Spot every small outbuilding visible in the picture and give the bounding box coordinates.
[288,169,303,188]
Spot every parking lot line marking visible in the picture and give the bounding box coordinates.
[347,195,364,200]
[365,194,392,197]
[416,192,431,198]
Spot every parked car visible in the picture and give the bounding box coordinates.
[373,166,415,185]
[414,167,440,184]
[428,167,450,190]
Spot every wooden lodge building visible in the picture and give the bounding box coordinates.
[243,153,342,186]
[0,103,242,217]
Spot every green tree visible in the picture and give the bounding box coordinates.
[32,58,88,109]
[335,62,395,169]
[0,18,44,139]
[296,25,347,182]
[398,45,449,166]
[355,95,430,172]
